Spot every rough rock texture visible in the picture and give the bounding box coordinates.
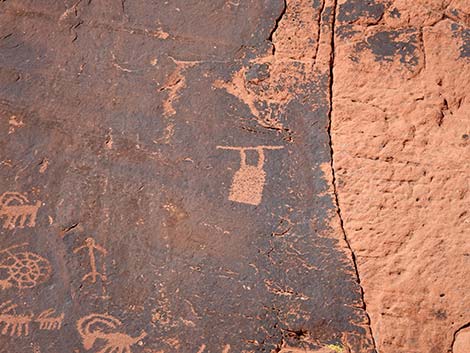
[332,0,470,352]
[1,0,468,352]
[0,1,378,353]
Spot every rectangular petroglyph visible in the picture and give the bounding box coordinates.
[217,146,284,206]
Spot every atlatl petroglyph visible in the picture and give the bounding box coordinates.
[0,243,51,290]
[0,300,33,337]
[77,313,147,353]
[0,192,41,229]
[74,237,107,284]
[217,146,284,205]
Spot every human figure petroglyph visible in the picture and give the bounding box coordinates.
[74,237,107,284]
[0,192,41,229]
[0,243,51,290]
[35,309,64,330]
[0,301,33,337]
[77,313,147,353]
[216,146,284,205]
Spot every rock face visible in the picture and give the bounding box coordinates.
[332,0,470,352]
[0,0,468,353]
[0,1,377,353]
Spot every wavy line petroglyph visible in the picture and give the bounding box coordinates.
[77,313,147,353]
[0,243,51,290]
[217,146,284,205]
[0,192,41,229]
[73,237,107,284]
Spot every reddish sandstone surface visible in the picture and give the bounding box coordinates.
[332,0,470,352]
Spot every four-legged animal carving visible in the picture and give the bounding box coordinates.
[0,301,33,337]
[35,309,64,330]
[0,192,41,229]
[0,191,145,350]
[77,313,147,353]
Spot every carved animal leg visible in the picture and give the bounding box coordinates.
[13,215,21,229]
[27,213,36,227]
[11,323,18,336]
[16,323,21,336]
[97,345,118,353]
[2,323,11,336]
[4,215,16,229]
[19,214,28,228]
[29,203,40,226]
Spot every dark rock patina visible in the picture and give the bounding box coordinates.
[0,1,375,352]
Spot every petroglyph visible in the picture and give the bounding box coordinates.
[73,237,107,284]
[216,146,284,205]
[0,192,41,229]
[0,301,33,337]
[161,57,197,118]
[35,309,64,330]
[0,301,64,337]
[8,115,25,134]
[77,313,147,353]
[0,243,51,290]
[213,0,322,133]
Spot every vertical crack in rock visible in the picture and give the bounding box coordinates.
[269,0,287,55]
[326,0,378,351]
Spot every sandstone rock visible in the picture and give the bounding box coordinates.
[0,1,375,352]
[333,0,470,352]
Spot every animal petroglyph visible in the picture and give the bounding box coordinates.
[35,309,64,330]
[77,313,147,353]
[0,300,33,337]
[0,301,64,337]
[0,243,51,290]
[0,192,41,229]
[74,237,107,284]
[217,146,284,205]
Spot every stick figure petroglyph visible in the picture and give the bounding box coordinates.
[0,192,41,229]
[74,237,107,284]
[77,313,147,353]
[216,145,284,206]
[0,243,51,290]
